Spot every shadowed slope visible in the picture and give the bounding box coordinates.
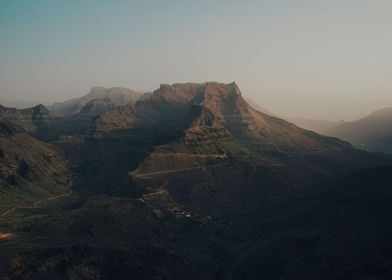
[0,118,70,213]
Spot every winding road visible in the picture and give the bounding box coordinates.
[133,162,230,179]
[1,178,74,219]
[0,191,73,218]
[0,190,73,240]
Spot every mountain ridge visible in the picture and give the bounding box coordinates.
[325,107,392,154]
[1,82,392,279]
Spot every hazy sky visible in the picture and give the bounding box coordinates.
[1,0,392,120]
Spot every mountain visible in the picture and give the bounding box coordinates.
[64,82,389,214]
[0,118,70,213]
[49,87,143,116]
[287,108,392,155]
[46,87,143,137]
[0,89,142,141]
[0,82,391,279]
[237,100,341,136]
[0,104,58,141]
[326,108,392,154]
[0,100,40,109]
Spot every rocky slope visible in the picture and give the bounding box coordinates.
[0,118,69,213]
[1,165,391,280]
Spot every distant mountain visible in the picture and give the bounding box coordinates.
[49,87,143,116]
[0,89,142,141]
[0,104,58,141]
[0,100,40,109]
[327,108,392,154]
[0,118,69,213]
[240,100,341,135]
[67,82,389,214]
[287,117,341,135]
[78,97,117,117]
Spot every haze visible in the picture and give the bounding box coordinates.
[1,0,391,121]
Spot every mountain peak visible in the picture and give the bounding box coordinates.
[89,86,107,93]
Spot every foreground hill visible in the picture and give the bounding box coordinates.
[49,87,143,116]
[327,108,392,154]
[1,164,391,279]
[200,164,392,279]
[222,165,392,279]
[63,82,389,214]
[0,118,70,213]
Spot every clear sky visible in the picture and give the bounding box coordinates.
[1,0,391,120]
